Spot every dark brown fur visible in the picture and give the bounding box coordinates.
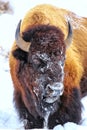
[9,4,87,129]
[14,87,81,129]
[80,76,87,97]
[11,25,82,129]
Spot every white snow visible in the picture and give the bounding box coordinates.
[0,0,87,129]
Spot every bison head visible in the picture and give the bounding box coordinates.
[15,20,72,118]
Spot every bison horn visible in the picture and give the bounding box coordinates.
[65,20,73,48]
[15,20,31,52]
[15,20,72,52]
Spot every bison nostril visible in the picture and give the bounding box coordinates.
[43,82,64,103]
[46,85,54,94]
[46,82,64,91]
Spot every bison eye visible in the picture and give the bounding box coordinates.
[32,57,46,70]
[33,58,40,65]
[53,49,63,56]
[33,58,41,67]
[49,49,62,57]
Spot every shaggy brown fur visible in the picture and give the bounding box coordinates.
[9,4,87,129]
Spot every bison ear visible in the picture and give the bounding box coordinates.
[15,20,31,52]
[65,20,73,48]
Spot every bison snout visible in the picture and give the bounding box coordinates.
[43,82,64,103]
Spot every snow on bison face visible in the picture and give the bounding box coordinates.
[14,21,72,117]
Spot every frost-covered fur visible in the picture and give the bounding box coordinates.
[9,4,87,129]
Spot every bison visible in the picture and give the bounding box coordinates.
[9,4,87,129]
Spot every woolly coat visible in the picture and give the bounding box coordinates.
[9,4,87,129]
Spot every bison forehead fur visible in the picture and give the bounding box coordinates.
[9,4,87,129]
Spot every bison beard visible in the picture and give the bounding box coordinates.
[13,58,81,129]
[13,78,81,129]
[12,24,82,129]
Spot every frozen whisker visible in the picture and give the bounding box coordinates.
[44,95,60,104]
[43,111,50,129]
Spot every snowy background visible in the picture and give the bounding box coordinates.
[0,0,87,129]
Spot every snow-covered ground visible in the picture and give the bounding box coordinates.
[0,0,87,129]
